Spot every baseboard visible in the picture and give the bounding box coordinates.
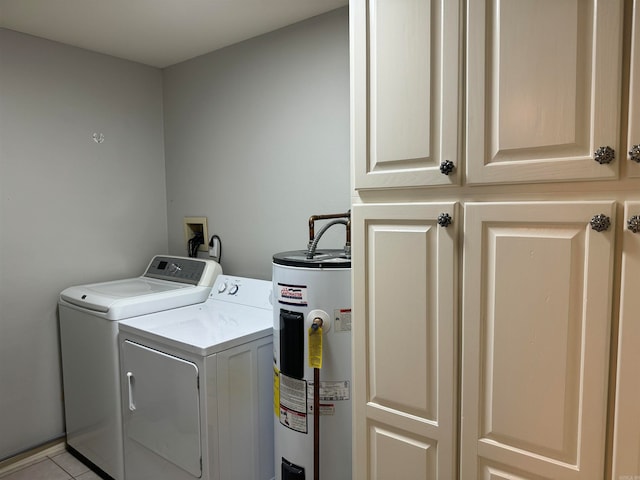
[0,438,66,478]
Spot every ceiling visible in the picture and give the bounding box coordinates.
[0,0,348,68]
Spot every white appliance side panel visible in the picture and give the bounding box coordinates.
[257,339,276,480]
[217,335,275,480]
[58,304,124,480]
[122,341,202,478]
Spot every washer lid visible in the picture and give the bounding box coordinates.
[59,255,223,320]
[60,277,209,320]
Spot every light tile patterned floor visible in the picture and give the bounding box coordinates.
[0,451,103,480]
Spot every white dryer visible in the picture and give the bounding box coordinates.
[59,255,222,480]
[118,275,274,480]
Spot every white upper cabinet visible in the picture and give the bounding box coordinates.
[466,0,623,185]
[352,0,461,189]
[627,1,640,178]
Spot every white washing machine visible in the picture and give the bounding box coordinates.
[59,255,222,480]
[117,274,275,480]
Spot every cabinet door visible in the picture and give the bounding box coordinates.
[611,201,640,478]
[466,0,623,185]
[461,201,615,479]
[351,0,461,189]
[352,202,458,479]
[627,1,640,177]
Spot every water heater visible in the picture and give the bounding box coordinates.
[273,213,352,480]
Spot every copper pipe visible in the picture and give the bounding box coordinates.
[313,367,320,480]
[308,212,351,242]
[346,218,351,244]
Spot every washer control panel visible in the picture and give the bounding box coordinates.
[144,255,206,285]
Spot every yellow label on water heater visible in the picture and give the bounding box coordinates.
[273,366,280,417]
[308,326,323,369]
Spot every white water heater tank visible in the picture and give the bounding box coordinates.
[272,249,351,480]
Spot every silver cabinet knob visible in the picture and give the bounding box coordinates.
[629,144,640,163]
[594,146,615,164]
[437,213,452,227]
[590,214,611,232]
[628,215,640,233]
[439,160,455,175]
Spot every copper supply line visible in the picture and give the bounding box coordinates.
[310,316,324,480]
[305,212,349,480]
[307,211,351,260]
[308,212,351,242]
[313,366,320,480]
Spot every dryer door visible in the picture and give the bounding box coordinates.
[122,341,202,477]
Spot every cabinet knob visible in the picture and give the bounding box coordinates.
[437,213,452,227]
[594,146,615,164]
[629,144,640,163]
[628,215,640,234]
[440,160,455,175]
[590,214,611,232]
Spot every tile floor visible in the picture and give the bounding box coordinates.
[0,451,102,480]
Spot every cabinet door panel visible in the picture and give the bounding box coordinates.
[352,0,461,188]
[371,425,436,478]
[466,0,623,184]
[461,202,615,479]
[627,2,640,177]
[611,201,640,478]
[352,202,457,479]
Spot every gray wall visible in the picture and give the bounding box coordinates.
[163,8,350,279]
[0,29,168,459]
[0,6,349,460]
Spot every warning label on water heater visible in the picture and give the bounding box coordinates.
[334,309,352,332]
[277,283,308,306]
[308,380,351,402]
[307,380,350,415]
[279,373,308,433]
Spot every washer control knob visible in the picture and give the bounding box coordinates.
[217,282,227,293]
[229,284,239,295]
[168,262,182,274]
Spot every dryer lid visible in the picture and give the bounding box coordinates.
[118,300,272,356]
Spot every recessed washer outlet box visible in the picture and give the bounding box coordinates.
[183,217,208,253]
